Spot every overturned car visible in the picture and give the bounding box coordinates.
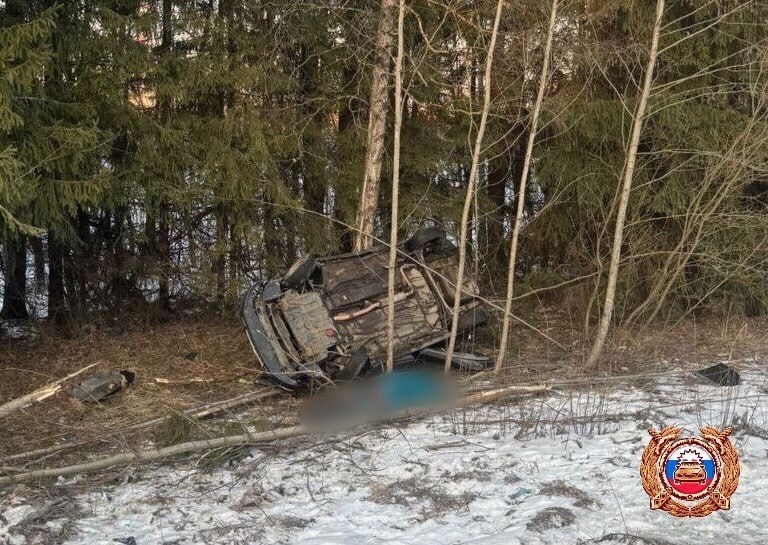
[242,228,488,388]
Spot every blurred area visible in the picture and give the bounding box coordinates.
[300,370,457,432]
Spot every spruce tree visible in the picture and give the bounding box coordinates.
[0,3,55,319]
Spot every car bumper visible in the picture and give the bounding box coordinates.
[241,285,300,388]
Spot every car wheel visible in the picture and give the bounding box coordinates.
[405,227,445,254]
[283,254,317,290]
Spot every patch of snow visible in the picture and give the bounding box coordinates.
[0,503,35,545]
[4,364,768,544]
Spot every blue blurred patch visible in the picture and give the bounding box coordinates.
[376,370,448,412]
[301,369,453,430]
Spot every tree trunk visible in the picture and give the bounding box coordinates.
[337,62,358,253]
[353,0,397,252]
[385,0,405,372]
[162,0,173,47]
[157,0,173,312]
[484,154,510,279]
[585,0,665,367]
[213,206,228,304]
[1,236,29,320]
[261,193,283,279]
[29,236,45,284]
[158,202,171,311]
[495,0,559,373]
[47,233,65,323]
[229,222,241,284]
[444,0,504,372]
[297,40,329,254]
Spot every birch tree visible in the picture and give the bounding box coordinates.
[495,0,558,373]
[385,0,406,372]
[584,0,665,367]
[353,0,397,252]
[444,0,505,372]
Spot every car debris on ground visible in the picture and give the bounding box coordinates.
[69,370,135,403]
[695,362,741,386]
[0,362,101,419]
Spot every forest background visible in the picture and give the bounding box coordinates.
[2,0,768,364]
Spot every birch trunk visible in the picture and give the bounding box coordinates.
[0,236,28,320]
[584,0,665,367]
[0,362,99,419]
[386,0,406,372]
[444,0,505,372]
[495,0,558,373]
[353,0,397,252]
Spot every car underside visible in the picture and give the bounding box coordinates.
[242,228,488,388]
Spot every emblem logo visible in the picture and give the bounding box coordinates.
[640,426,740,517]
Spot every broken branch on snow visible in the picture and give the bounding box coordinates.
[0,383,548,486]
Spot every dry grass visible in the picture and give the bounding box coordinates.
[2,304,768,481]
[540,479,598,508]
[0,315,299,469]
[490,304,768,386]
[526,506,576,532]
[367,476,476,520]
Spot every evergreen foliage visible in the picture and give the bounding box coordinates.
[0,0,767,324]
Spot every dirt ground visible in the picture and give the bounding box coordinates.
[0,315,301,469]
[1,306,767,476]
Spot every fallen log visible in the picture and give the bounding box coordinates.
[0,426,305,486]
[0,383,547,486]
[0,387,281,464]
[0,362,100,419]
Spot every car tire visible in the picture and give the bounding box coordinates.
[283,254,317,290]
[405,227,444,254]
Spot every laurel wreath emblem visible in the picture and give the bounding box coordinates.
[640,426,740,517]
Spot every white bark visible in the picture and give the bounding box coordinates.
[0,362,99,419]
[495,0,558,373]
[585,0,665,367]
[444,0,505,372]
[353,0,397,252]
[386,0,406,372]
[0,426,306,487]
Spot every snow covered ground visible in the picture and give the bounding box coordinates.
[3,362,768,545]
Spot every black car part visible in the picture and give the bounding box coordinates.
[283,254,317,290]
[405,226,444,253]
[69,370,135,403]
